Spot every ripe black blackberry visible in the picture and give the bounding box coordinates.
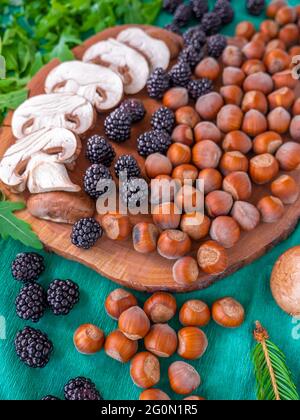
[137,130,172,157]
[11,253,45,283]
[120,99,145,123]
[169,61,192,87]
[188,78,213,100]
[84,164,112,199]
[151,107,175,134]
[246,0,265,16]
[42,396,61,401]
[191,0,209,20]
[179,45,205,68]
[147,68,170,99]
[183,26,206,48]
[207,34,228,58]
[120,178,149,209]
[164,22,181,35]
[15,326,53,368]
[86,135,115,166]
[174,3,193,27]
[115,155,141,179]
[47,279,80,316]
[16,283,47,323]
[104,108,131,142]
[214,0,234,24]
[64,377,102,401]
[201,12,222,35]
[71,218,103,250]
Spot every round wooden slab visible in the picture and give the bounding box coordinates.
[1,25,300,292]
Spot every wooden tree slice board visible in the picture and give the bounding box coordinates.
[1,25,300,293]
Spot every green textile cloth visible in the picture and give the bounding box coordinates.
[1,0,300,401]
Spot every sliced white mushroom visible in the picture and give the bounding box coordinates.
[0,127,80,193]
[83,39,149,94]
[12,93,95,139]
[116,28,170,71]
[45,61,124,112]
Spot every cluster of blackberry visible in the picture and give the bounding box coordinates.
[42,377,102,401]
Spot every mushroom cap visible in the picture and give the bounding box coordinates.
[271,246,300,316]
[83,38,150,95]
[116,27,171,71]
[45,61,124,112]
[12,93,96,139]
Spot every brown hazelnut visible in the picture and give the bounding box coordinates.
[198,168,223,194]
[133,223,159,254]
[220,85,244,106]
[222,131,252,154]
[275,142,300,170]
[144,324,178,358]
[195,57,221,81]
[265,38,286,53]
[144,292,177,323]
[253,131,283,154]
[183,396,206,401]
[205,190,233,218]
[242,59,266,75]
[241,91,268,114]
[175,106,200,128]
[197,240,229,274]
[272,69,298,89]
[119,306,151,340]
[105,330,138,363]
[243,72,274,94]
[172,124,194,146]
[177,327,208,360]
[179,300,211,327]
[271,175,300,204]
[264,49,291,74]
[172,164,199,184]
[157,230,192,260]
[210,216,241,249]
[289,45,300,56]
[223,172,252,201]
[139,389,170,401]
[173,256,200,286]
[195,92,224,120]
[130,352,160,389]
[275,6,297,25]
[192,140,222,170]
[168,361,201,395]
[228,36,248,49]
[163,87,189,110]
[102,212,132,241]
[231,201,260,231]
[74,324,105,355]
[175,185,203,214]
[145,153,173,178]
[219,151,249,175]
[267,0,287,19]
[167,143,191,167]
[249,153,279,184]
[194,121,222,143]
[236,21,256,40]
[260,19,280,39]
[293,98,300,116]
[252,32,270,44]
[222,67,246,86]
[180,212,211,241]
[257,196,285,223]
[152,202,181,230]
[242,110,268,137]
[242,41,265,60]
[268,87,295,110]
[217,104,244,133]
[290,115,300,141]
[279,23,299,46]
[212,297,245,328]
[222,45,244,67]
[150,176,180,205]
[105,289,138,320]
[267,106,291,133]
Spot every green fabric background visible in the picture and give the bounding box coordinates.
[0,0,300,401]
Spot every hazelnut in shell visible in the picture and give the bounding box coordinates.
[235,21,256,40]
[267,107,291,134]
[74,324,105,355]
[293,98,300,116]
[290,116,300,141]
[210,216,241,249]
[175,106,200,128]
[152,202,181,230]
[253,131,283,155]
[175,185,203,214]
[242,59,266,75]
[243,72,274,95]
[139,389,170,401]
[217,105,244,133]
[173,256,200,286]
[105,330,138,363]
[223,172,252,201]
[231,201,260,231]
[144,292,177,323]
[222,45,244,67]
[194,121,222,144]
[257,195,285,223]
[168,361,201,395]
[275,142,300,171]
[275,6,297,25]
[102,212,132,241]
[242,110,268,137]
[157,230,192,260]
[177,327,208,360]
[242,40,265,60]
[271,175,300,204]
[198,168,223,195]
[279,23,299,47]
[133,223,159,254]
[179,300,211,327]
[249,153,279,184]
[212,297,245,328]
[265,38,286,53]
[197,240,229,275]
[264,49,291,74]
[222,67,246,87]
[144,324,178,358]
[205,190,233,218]
[163,87,189,110]
[167,143,191,167]
[105,288,138,320]
[118,306,150,340]
[180,212,211,241]
[222,131,252,154]
[220,85,244,106]
[266,0,287,19]
[268,87,295,110]
[192,140,222,170]
[241,91,268,115]
[260,19,280,39]
[172,164,199,185]
[130,352,160,389]
[145,153,172,178]
[172,124,194,147]
[220,151,249,175]
[196,92,224,121]
[195,57,220,81]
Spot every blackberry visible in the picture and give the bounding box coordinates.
[164,22,182,35]
[86,135,115,166]
[163,0,183,14]
[174,3,193,27]
[201,12,222,35]
[47,279,80,316]
[120,178,149,209]
[84,164,112,199]
[188,78,213,100]
[120,99,145,123]
[71,218,103,250]
[214,0,234,24]
[11,253,45,283]
[64,377,102,401]
[207,34,228,58]
[246,0,265,16]
[169,61,192,87]
[42,396,61,401]
[147,68,170,99]
[104,108,131,142]
[151,107,175,134]
[16,283,46,323]
[183,26,206,48]
[137,130,172,157]
[179,45,205,68]
[191,0,209,20]
[15,326,53,368]
[115,155,141,179]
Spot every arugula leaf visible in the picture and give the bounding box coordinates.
[0,199,43,249]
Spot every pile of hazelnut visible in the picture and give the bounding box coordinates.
[73,289,245,400]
